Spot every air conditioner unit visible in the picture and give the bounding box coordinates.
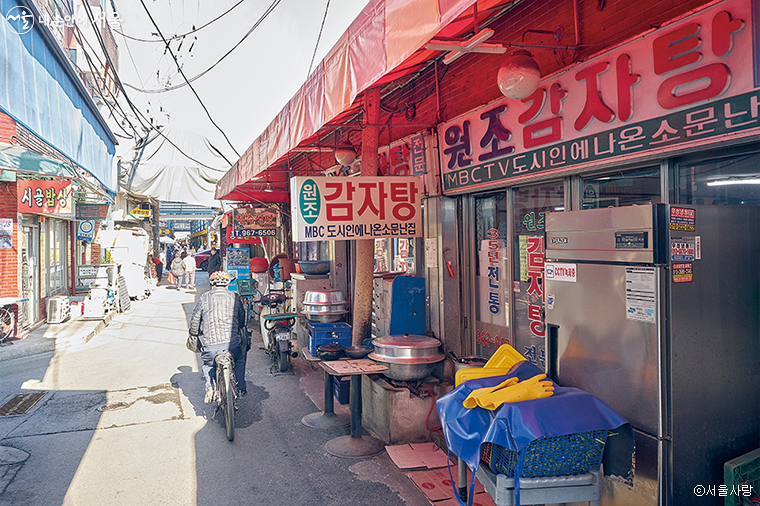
[46,296,70,324]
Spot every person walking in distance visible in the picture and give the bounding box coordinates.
[170,252,186,290]
[188,271,248,402]
[183,251,196,289]
[207,247,222,275]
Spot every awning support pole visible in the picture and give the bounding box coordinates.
[352,86,381,346]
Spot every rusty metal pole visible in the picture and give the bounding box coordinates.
[352,86,381,346]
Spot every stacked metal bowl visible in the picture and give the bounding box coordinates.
[302,289,349,323]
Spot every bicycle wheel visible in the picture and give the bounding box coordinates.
[222,365,235,441]
[0,307,14,343]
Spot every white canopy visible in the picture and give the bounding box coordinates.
[119,126,228,208]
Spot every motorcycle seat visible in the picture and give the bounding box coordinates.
[262,313,297,322]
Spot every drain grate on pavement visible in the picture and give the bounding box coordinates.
[0,392,46,416]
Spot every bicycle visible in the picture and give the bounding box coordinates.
[0,306,14,344]
[212,349,238,441]
[0,297,26,344]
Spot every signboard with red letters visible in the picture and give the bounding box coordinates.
[439,0,759,193]
[18,179,73,216]
[231,208,278,239]
[290,176,422,242]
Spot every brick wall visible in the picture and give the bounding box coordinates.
[0,182,19,300]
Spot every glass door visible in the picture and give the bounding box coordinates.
[472,192,509,358]
[512,182,565,369]
[22,225,39,326]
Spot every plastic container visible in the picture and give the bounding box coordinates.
[482,429,608,478]
[333,375,350,404]
[250,257,268,273]
[308,322,352,355]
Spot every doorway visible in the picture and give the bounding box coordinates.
[21,225,40,327]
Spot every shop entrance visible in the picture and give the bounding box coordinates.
[21,225,39,327]
[511,182,565,369]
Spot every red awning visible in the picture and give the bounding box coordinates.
[216,0,510,201]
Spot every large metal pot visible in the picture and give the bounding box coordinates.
[303,289,346,305]
[303,302,348,313]
[368,334,445,381]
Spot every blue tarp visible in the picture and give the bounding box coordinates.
[0,0,116,192]
[437,361,635,502]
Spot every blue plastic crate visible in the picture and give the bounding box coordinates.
[333,375,350,404]
[308,322,352,355]
[482,429,608,478]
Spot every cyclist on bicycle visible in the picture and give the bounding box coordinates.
[189,271,248,403]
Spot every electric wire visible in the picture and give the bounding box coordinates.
[307,0,330,78]
[124,0,281,94]
[68,5,231,172]
[114,0,244,42]
[47,0,141,138]
[137,0,241,158]
[81,0,151,132]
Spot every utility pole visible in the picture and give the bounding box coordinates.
[352,86,380,346]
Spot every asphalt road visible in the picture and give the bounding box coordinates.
[0,271,431,506]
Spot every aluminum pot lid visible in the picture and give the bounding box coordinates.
[372,334,441,349]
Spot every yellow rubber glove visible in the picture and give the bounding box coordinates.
[463,374,555,410]
[462,377,519,408]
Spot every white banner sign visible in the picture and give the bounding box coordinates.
[290,176,422,242]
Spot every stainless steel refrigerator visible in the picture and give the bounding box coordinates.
[544,204,760,505]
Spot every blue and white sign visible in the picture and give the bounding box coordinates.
[77,221,95,242]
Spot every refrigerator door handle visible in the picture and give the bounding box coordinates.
[547,324,559,383]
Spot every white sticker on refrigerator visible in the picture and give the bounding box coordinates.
[625,267,657,324]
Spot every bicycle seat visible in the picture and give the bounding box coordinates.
[214,350,234,366]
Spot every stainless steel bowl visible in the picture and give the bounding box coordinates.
[304,289,346,305]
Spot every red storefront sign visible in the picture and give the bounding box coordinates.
[438,0,759,193]
[18,179,73,215]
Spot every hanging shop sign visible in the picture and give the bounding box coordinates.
[18,179,74,216]
[231,208,278,239]
[77,221,95,242]
[334,133,430,177]
[75,203,109,220]
[129,207,151,220]
[290,176,422,242]
[439,0,759,194]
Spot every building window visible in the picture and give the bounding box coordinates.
[677,151,760,206]
[581,166,661,209]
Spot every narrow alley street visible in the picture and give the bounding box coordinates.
[0,272,430,506]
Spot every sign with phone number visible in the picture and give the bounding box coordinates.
[230,228,276,238]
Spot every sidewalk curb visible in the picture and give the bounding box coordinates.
[0,311,115,362]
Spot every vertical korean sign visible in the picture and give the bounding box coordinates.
[18,180,74,216]
[438,0,760,193]
[290,177,422,242]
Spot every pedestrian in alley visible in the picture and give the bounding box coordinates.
[188,271,248,403]
[183,250,196,289]
[207,246,222,275]
[151,253,163,281]
[170,252,186,290]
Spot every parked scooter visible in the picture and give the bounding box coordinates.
[257,291,297,373]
